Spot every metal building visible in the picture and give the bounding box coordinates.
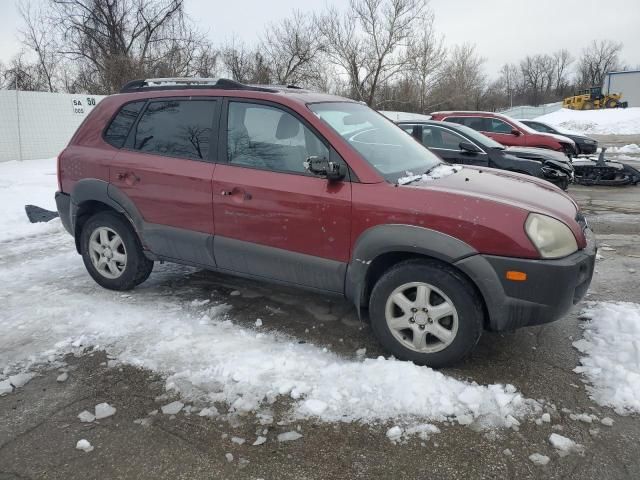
[602,70,640,107]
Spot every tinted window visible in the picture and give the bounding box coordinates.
[489,118,513,134]
[104,101,145,148]
[133,100,215,160]
[447,116,488,131]
[526,121,551,133]
[423,126,467,150]
[227,102,328,175]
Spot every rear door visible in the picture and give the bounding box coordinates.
[212,100,352,293]
[109,98,219,266]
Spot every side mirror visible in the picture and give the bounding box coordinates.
[305,156,347,181]
[459,141,481,153]
[511,129,521,136]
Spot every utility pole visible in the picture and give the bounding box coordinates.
[15,76,23,161]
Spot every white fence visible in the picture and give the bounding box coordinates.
[499,102,563,120]
[0,90,106,162]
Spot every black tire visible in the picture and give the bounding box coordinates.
[80,211,153,290]
[369,259,484,368]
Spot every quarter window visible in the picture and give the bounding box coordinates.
[227,102,328,174]
[133,100,216,160]
[104,101,145,148]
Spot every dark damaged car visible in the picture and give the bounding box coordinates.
[396,119,573,190]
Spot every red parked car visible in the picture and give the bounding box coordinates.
[430,111,576,156]
[55,78,595,367]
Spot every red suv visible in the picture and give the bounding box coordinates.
[55,78,596,367]
[430,111,576,156]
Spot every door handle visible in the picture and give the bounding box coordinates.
[220,188,252,200]
[117,172,140,185]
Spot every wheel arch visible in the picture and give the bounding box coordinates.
[70,179,144,254]
[346,225,489,326]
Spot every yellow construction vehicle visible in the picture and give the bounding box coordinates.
[563,87,628,110]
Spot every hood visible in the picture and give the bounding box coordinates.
[506,146,570,163]
[402,166,579,226]
[544,132,575,145]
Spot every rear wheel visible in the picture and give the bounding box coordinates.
[582,101,594,110]
[369,260,483,368]
[80,211,153,290]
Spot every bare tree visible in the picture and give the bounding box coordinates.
[317,0,427,107]
[519,54,556,105]
[406,12,445,113]
[578,39,623,88]
[0,50,53,91]
[19,0,214,93]
[552,49,573,95]
[18,1,60,92]
[262,11,323,86]
[431,43,485,110]
[498,63,519,108]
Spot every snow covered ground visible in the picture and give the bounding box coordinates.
[0,158,537,432]
[535,107,640,135]
[574,302,640,415]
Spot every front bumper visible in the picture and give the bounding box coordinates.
[55,191,73,235]
[455,228,596,331]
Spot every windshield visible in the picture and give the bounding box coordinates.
[507,117,539,134]
[308,102,441,182]
[441,122,505,149]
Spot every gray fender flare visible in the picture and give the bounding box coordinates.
[345,224,479,312]
[70,179,146,251]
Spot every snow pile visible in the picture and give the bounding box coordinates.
[0,157,537,431]
[608,143,640,154]
[398,165,463,185]
[94,402,117,419]
[529,453,550,466]
[0,158,60,243]
[76,439,94,452]
[535,107,640,135]
[0,372,35,395]
[0,246,538,428]
[549,433,583,457]
[573,302,640,414]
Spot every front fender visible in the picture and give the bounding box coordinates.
[345,224,478,309]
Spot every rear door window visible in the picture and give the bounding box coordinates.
[446,116,488,132]
[104,101,145,148]
[133,100,216,160]
[426,126,468,150]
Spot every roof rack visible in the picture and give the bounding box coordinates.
[119,77,279,94]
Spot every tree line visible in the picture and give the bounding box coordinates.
[0,0,632,112]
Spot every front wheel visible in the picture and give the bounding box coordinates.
[80,211,153,290]
[369,260,484,368]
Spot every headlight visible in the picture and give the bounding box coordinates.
[525,213,578,258]
[583,139,596,145]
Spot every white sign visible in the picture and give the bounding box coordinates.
[72,96,98,115]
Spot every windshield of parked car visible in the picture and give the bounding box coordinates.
[308,102,441,182]
[441,122,505,150]
[506,117,539,134]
